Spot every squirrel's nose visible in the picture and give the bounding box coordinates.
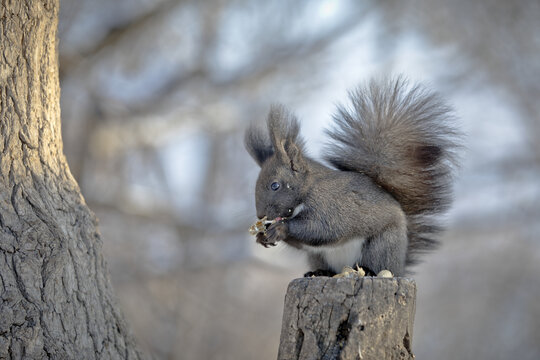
[257,213,265,220]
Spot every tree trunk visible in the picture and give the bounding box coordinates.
[278,277,416,360]
[0,1,143,359]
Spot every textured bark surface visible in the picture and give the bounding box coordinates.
[0,1,143,359]
[278,277,416,360]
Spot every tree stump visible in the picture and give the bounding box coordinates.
[278,277,416,360]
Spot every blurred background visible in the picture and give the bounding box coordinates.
[57,1,540,359]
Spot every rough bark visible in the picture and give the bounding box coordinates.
[0,1,143,359]
[278,277,416,360]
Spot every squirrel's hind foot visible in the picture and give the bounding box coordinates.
[303,269,336,277]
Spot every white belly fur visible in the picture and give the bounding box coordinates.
[304,237,365,273]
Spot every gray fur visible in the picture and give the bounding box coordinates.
[245,77,462,276]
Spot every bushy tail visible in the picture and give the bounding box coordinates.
[324,77,462,266]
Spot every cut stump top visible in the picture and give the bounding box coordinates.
[278,276,416,360]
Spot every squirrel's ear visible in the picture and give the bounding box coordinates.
[267,104,307,170]
[285,141,308,173]
[245,123,274,167]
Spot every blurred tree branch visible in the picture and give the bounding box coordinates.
[374,0,540,163]
[59,0,181,77]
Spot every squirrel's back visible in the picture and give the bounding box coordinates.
[324,77,462,266]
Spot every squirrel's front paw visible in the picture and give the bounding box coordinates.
[256,233,277,248]
[264,221,288,246]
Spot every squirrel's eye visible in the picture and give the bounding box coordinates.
[270,182,280,191]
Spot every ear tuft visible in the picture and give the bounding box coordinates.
[245,104,307,169]
[244,122,274,167]
[266,105,307,170]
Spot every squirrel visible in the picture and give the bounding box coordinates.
[245,77,461,277]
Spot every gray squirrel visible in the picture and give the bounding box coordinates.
[245,77,461,277]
